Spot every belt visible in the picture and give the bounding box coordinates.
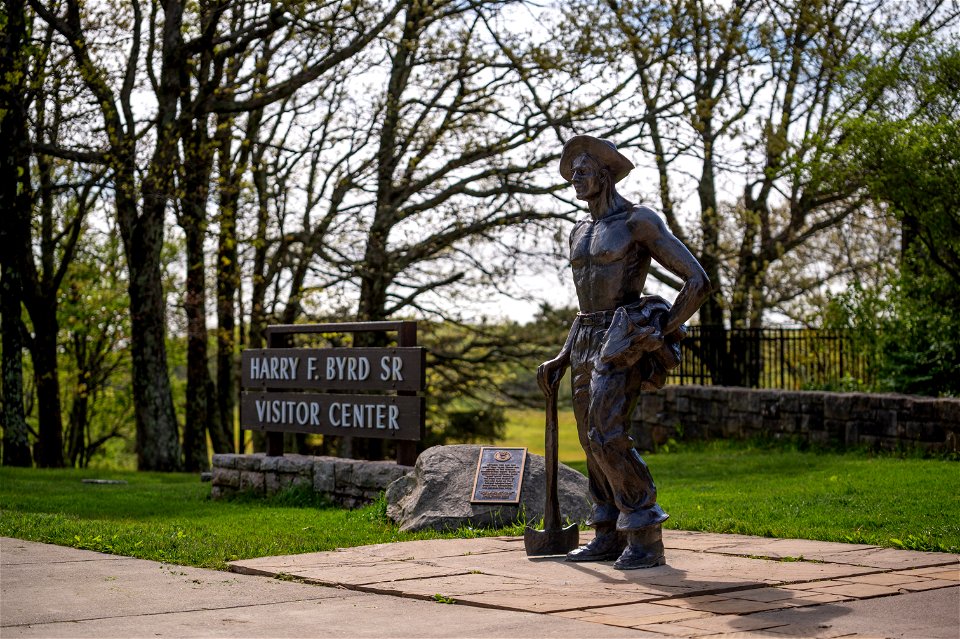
[576,308,618,327]
[576,298,659,327]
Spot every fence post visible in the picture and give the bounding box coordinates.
[838,331,845,382]
[264,328,288,457]
[396,320,420,467]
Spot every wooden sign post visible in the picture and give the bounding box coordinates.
[240,321,425,465]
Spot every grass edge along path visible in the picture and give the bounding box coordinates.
[0,467,531,570]
[2,444,957,570]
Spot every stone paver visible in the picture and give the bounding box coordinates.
[901,565,959,579]
[745,585,960,639]
[843,572,928,587]
[812,547,957,569]
[724,587,803,603]
[785,591,852,604]
[693,536,878,561]
[241,559,469,585]
[812,582,903,598]
[361,573,538,599]
[673,613,790,634]
[455,585,656,613]
[580,608,713,628]
[896,578,958,592]
[229,529,959,638]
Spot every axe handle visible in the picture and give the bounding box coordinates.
[543,390,561,532]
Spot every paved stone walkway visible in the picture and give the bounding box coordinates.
[3,532,957,638]
[230,530,960,638]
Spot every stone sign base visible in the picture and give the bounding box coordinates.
[210,453,412,508]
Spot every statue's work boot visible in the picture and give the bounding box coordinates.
[614,525,666,570]
[566,526,625,562]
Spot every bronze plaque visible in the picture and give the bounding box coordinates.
[240,392,423,441]
[241,348,424,392]
[470,447,527,504]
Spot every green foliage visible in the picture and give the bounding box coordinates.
[834,41,960,396]
[878,276,960,397]
[821,281,894,392]
[418,310,572,446]
[57,228,136,468]
[425,407,507,447]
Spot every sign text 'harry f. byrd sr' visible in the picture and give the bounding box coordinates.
[240,347,424,440]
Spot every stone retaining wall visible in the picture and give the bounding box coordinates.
[631,386,960,453]
[210,453,412,507]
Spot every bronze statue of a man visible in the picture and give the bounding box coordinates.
[538,135,710,569]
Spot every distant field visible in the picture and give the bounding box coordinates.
[498,408,584,464]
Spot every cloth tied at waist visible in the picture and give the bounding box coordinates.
[578,296,686,390]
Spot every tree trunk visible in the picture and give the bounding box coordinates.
[354,263,393,460]
[127,217,183,471]
[183,219,211,471]
[67,388,89,467]
[26,150,66,467]
[215,227,238,455]
[248,161,271,351]
[215,123,241,454]
[179,118,218,470]
[30,309,65,467]
[697,130,728,385]
[124,0,186,471]
[245,159,271,454]
[0,0,34,467]
[1,264,32,467]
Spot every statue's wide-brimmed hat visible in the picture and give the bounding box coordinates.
[559,135,634,183]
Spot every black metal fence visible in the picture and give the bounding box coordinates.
[668,326,873,390]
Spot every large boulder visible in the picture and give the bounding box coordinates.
[385,444,591,532]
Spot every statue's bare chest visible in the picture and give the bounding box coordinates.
[570,216,637,269]
[568,212,652,311]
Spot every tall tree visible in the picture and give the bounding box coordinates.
[16,27,100,467]
[180,0,406,465]
[30,0,186,469]
[247,0,607,333]
[61,225,132,467]
[840,41,960,395]
[556,0,957,383]
[0,0,33,466]
[31,0,404,469]
[237,0,610,456]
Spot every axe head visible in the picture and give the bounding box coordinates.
[523,523,580,556]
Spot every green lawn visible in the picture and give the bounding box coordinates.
[0,467,522,570]
[637,442,959,553]
[2,418,957,569]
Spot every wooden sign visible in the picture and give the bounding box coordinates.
[240,392,423,441]
[244,322,425,462]
[241,347,424,392]
[470,447,527,504]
